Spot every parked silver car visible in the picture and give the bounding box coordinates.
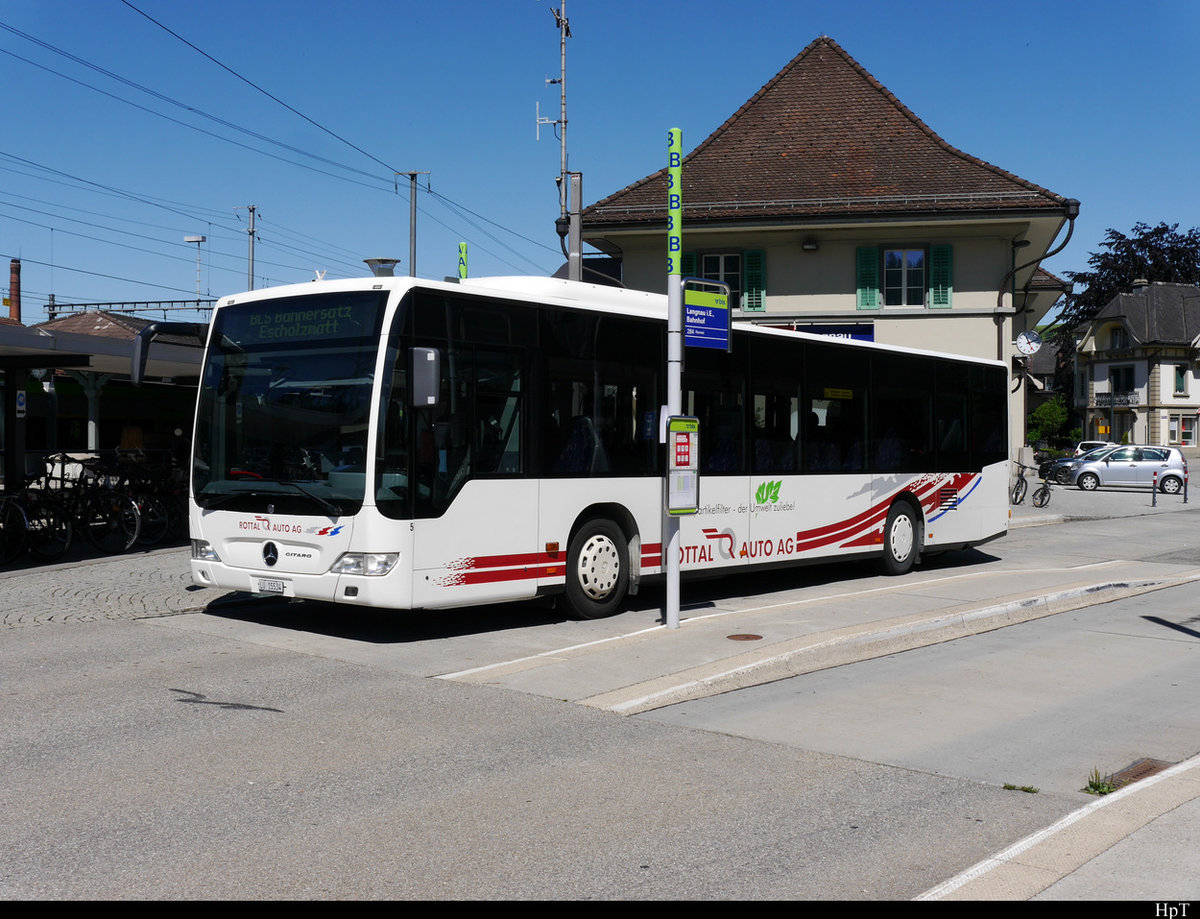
[1040,445,1112,483]
[1065,445,1188,493]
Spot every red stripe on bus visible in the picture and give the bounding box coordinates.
[792,473,978,553]
[445,550,560,572]
[435,564,564,587]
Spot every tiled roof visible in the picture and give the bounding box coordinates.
[34,310,203,347]
[1094,282,1200,345]
[1031,267,1069,290]
[584,36,1067,228]
[36,310,149,340]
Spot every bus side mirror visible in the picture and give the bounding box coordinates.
[410,347,440,408]
[132,321,207,386]
[131,323,160,386]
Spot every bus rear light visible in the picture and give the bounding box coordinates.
[330,552,399,576]
[191,539,221,562]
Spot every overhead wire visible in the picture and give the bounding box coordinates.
[117,1,561,271]
[119,0,402,177]
[1,7,565,297]
[0,250,195,297]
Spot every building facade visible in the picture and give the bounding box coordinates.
[1073,282,1200,447]
[581,36,1076,453]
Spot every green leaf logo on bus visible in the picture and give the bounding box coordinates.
[755,480,782,505]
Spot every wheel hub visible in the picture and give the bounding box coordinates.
[577,535,620,600]
[889,516,913,560]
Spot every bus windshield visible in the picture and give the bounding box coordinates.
[193,291,388,515]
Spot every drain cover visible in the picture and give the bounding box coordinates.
[1112,758,1173,789]
[727,633,763,641]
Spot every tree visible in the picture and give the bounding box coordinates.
[1025,396,1068,446]
[1054,221,1200,332]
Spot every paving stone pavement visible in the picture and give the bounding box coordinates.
[0,546,211,628]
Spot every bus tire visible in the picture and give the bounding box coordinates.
[881,502,919,576]
[564,519,628,619]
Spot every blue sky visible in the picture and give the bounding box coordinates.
[2,0,1198,322]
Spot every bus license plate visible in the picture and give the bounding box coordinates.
[255,577,291,596]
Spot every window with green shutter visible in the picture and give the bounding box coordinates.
[689,250,766,311]
[856,247,880,309]
[858,245,953,309]
[743,250,765,311]
[929,244,953,308]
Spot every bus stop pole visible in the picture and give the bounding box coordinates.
[665,128,683,630]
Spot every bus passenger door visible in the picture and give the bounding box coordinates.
[409,346,540,608]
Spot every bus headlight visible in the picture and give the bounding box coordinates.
[191,539,221,562]
[330,552,399,576]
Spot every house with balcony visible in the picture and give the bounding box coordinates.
[1073,281,1200,447]
[581,36,1076,453]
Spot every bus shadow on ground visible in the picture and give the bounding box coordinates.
[203,591,569,643]
[199,545,1001,643]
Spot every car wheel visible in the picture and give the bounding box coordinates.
[881,502,919,576]
[1077,472,1099,491]
[564,519,628,619]
[1160,475,1183,495]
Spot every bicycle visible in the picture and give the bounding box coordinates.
[14,474,74,563]
[1012,462,1053,508]
[39,453,141,554]
[0,494,29,567]
[1031,473,1054,508]
[112,449,170,547]
[1010,463,1031,505]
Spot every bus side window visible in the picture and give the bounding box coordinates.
[804,343,867,473]
[474,351,523,476]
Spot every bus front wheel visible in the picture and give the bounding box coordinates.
[881,503,919,576]
[565,519,628,619]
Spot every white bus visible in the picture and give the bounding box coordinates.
[187,275,1009,619]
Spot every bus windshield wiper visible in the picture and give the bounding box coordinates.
[198,483,343,517]
[278,480,343,517]
[198,490,255,510]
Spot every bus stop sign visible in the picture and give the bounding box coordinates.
[666,415,699,516]
[683,283,731,351]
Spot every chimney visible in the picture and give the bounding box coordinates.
[8,258,19,323]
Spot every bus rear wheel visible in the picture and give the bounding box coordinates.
[564,519,628,619]
[881,503,919,576]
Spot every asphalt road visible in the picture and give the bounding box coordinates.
[1,494,1198,898]
[0,614,1070,899]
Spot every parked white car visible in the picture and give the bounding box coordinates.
[1065,445,1188,493]
[1073,440,1116,456]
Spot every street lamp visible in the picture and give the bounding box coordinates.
[185,235,206,303]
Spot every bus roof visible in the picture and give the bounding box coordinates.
[216,274,1006,370]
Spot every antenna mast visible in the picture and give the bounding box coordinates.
[236,205,257,290]
[537,3,581,280]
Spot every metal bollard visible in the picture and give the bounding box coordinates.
[1152,471,1158,507]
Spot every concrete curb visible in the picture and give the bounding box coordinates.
[917,753,1200,900]
[582,574,1200,715]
